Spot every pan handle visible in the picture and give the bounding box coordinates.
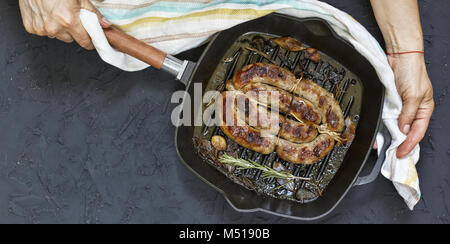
[103,27,185,77]
[353,123,391,186]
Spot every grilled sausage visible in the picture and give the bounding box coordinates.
[217,92,277,155]
[217,92,333,164]
[231,63,298,91]
[232,91,318,143]
[231,82,322,125]
[232,63,345,132]
[276,134,335,165]
[280,119,318,143]
[296,79,344,132]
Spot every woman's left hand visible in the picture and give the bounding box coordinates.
[389,54,434,158]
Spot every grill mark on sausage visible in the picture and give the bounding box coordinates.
[319,96,327,107]
[326,108,339,130]
[291,99,320,123]
[313,138,332,157]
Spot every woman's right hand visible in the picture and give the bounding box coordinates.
[18,0,111,50]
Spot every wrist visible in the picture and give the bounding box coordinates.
[387,51,426,72]
[385,44,424,54]
[384,33,424,53]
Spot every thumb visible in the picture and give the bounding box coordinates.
[398,96,421,134]
[80,0,111,28]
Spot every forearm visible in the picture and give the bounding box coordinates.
[370,0,424,53]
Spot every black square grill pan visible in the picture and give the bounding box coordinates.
[104,13,390,221]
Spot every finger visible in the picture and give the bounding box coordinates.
[397,119,428,158]
[99,17,112,29]
[397,91,434,158]
[31,17,46,36]
[43,21,61,39]
[398,97,420,134]
[396,103,433,158]
[55,31,74,43]
[68,21,95,50]
[373,141,378,150]
[23,22,35,35]
[80,0,111,28]
[70,0,108,50]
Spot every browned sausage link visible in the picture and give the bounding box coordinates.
[233,92,318,143]
[296,79,345,132]
[217,92,276,155]
[232,63,297,91]
[276,134,335,165]
[234,92,279,135]
[232,63,345,132]
[280,119,318,143]
[229,81,322,125]
[218,92,332,164]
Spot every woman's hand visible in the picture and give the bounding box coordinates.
[19,0,111,50]
[389,54,434,158]
[370,0,435,158]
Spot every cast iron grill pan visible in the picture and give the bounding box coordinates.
[175,14,385,220]
[194,32,362,203]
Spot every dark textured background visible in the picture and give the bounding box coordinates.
[0,0,448,224]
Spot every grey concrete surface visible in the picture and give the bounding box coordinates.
[0,0,448,224]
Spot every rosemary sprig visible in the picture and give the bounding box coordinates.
[219,154,311,181]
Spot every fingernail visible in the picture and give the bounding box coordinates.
[403,124,411,134]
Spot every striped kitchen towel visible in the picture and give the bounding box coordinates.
[81,0,422,210]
